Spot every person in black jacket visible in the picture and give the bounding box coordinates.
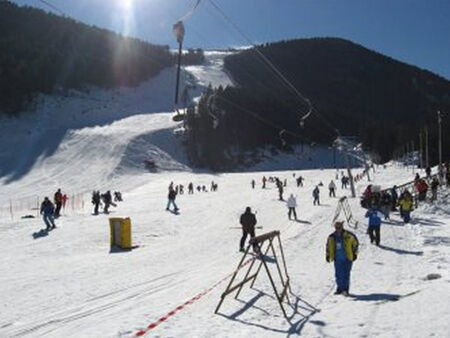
[92,190,101,215]
[40,197,56,230]
[166,187,179,212]
[239,207,258,252]
[102,191,112,214]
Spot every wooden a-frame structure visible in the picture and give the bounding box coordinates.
[215,231,292,319]
[332,196,358,228]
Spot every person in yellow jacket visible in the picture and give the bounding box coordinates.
[398,190,414,223]
[326,221,359,296]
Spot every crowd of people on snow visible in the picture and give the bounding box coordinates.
[240,164,450,297]
[164,180,219,213]
[36,188,124,231]
[91,190,123,215]
[34,160,449,297]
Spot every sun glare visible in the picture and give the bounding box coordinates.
[113,0,135,36]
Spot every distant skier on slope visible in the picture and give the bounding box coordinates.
[326,221,359,296]
[365,207,383,246]
[166,186,179,213]
[102,190,113,214]
[430,177,439,202]
[40,197,56,231]
[275,178,284,200]
[328,180,336,198]
[54,188,63,218]
[188,182,194,194]
[287,194,298,221]
[92,190,101,215]
[313,186,320,205]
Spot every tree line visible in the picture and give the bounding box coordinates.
[0,1,204,114]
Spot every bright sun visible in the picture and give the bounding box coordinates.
[116,0,134,11]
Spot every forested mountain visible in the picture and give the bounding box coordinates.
[187,38,450,168]
[0,1,202,114]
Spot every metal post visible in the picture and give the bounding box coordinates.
[344,150,356,198]
[425,126,429,168]
[419,131,423,170]
[438,111,442,176]
[174,40,183,107]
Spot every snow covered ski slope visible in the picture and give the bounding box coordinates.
[1,165,450,337]
[0,52,449,338]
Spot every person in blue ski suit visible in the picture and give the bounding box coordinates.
[40,197,56,230]
[365,208,383,246]
[326,221,359,296]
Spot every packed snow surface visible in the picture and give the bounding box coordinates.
[1,52,449,338]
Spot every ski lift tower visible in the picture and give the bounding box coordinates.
[335,137,360,198]
[173,21,185,121]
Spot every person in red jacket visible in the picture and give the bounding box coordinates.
[415,179,428,201]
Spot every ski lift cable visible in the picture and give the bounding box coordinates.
[215,95,314,144]
[207,0,340,137]
[178,0,202,22]
[37,0,65,16]
[207,0,312,117]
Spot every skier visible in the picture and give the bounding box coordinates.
[296,176,304,187]
[425,166,431,178]
[365,207,383,246]
[328,180,337,198]
[398,190,413,223]
[430,177,439,202]
[341,176,346,189]
[326,221,359,296]
[283,179,287,187]
[179,185,184,195]
[287,194,298,221]
[40,197,56,231]
[276,178,284,201]
[239,207,258,252]
[62,194,68,210]
[166,186,179,212]
[262,176,267,189]
[313,186,320,205]
[188,182,194,194]
[390,185,398,211]
[114,191,122,202]
[380,191,392,220]
[415,179,428,201]
[92,190,101,215]
[102,191,113,214]
[251,179,255,189]
[54,188,63,218]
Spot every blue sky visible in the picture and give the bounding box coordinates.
[13,0,450,79]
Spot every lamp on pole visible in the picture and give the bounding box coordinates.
[438,110,443,179]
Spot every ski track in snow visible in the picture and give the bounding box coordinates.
[1,52,450,338]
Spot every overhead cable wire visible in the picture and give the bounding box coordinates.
[37,0,65,16]
[207,0,341,138]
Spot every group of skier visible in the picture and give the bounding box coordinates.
[165,181,219,214]
[91,190,121,215]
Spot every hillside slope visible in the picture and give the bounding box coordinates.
[223,38,450,162]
